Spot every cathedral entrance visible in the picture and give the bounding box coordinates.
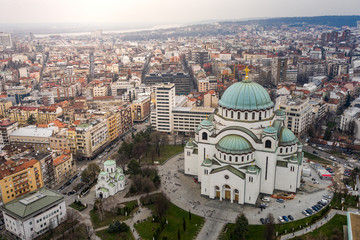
[224,185,231,200]
[215,186,220,198]
[234,189,239,202]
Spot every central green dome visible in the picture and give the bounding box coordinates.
[216,135,254,154]
[279,127,297,146]
[219,81,274,111]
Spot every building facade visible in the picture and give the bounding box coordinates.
[1,188,66,240]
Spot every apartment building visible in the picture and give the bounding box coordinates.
[7,107,38,126]
[1,188,66,240]
[132,96,151,122]
[93,85,108,97]
[151,83,176,133]
[9,126,55,152]
[278,96,312,136]
[0,99,12,117]
[198,76,217,93]
[68,119,108,160]
[53,150,75,185]
[173,106,215,134]
[0,119,18,145]
[0,158,44,204]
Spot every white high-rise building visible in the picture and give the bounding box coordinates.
[151,83,175,133]
[0,32,12,49]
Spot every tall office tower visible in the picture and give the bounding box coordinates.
[271,57,288,85]
[0,32,12,49]
[151,83,175,133]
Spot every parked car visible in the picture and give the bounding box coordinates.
[282,216,289,222]
[260,218,266,224]
[265,218,270,224]
[288,215,294,221]
[302,210,310,216]
[259,203,268,208]
[262,197,270,202]
[278,216,285,223]
[276,198,284,203]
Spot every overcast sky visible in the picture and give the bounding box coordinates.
[1,0,360,24]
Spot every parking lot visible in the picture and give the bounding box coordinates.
[159,153,334,225]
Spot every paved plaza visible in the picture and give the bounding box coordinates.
[158,153,334,239]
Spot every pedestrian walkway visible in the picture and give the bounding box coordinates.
[280,209,347,240]
[196,218,226,240]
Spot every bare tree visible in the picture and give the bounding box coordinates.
[264,213,275,240]
[154,192,170,218]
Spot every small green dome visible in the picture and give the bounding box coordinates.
[104,160,116,166]
[202,158,212,166]
[216,135,254,154]
[263,126,277,134]
[201,119,213,126]
[219,81,274,111]
[275,109,286,116]
[119,175,125,181]
[99,171,108,176]
[279,127,297,146]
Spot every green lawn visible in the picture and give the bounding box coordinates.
[304,152,331,164]
[219,223,265,240]
[141,145,184,164]
[135,203,204,240]
[96,229,134,240]
[298,214,347,239]
[69,201,87,211]
[331,193,358,210]
[91,210,131,229]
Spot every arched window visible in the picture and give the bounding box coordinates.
[202,132,208,140]
[235,157,238,162]
[265,140,272,148]
[286,148,288,153]
[224,155,226,160]
[225,110,228,117]
[252,112,255,120]
[264,111,267,118]
[280,148,283,153]
[229,156,232,162]
[247,155,249,160]
[238,112,240,119]
[259,112,262,120]
[242,156,244,162]
[245,112,248,120]
[231,111,234,118]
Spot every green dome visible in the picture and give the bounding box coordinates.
[275,110,286,116]
[99,171,108,176]
[264,126,277,134]
[219,81,274,111]
[104,160,116,166]
[279,127,297,146]
[216,135,254,154]
[201,119,213,126]
[202,158,212,166]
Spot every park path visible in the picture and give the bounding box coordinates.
[93,194,155,239]
[280,209,347,240]
[196,218,226,240]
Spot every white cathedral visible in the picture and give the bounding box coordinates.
[184,72,303,205]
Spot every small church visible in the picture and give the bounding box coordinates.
[95,160,126,198]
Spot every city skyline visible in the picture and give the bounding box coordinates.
[1,0,360,24]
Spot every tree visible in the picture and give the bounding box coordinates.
[345,93,351,108]
[127,159,141,175]
[27,114,37,125]
[113,152,130,171]
[264,213,275,240]
[232,214,248,240]
[183,217,186,232]
[154,192,170,218]
[81,163,100,184]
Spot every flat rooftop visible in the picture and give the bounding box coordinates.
[10,126,54,138]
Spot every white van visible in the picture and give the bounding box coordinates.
[262,197,270,202]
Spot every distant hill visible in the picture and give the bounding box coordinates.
[221,15,360,28]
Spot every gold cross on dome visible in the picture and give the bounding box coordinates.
[244,66,250,80]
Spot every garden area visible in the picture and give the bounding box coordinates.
[69,199,87,211]
[90,199,138,229]
[304,152,331,164]
[134,193,204,240]
[96,220,134,240]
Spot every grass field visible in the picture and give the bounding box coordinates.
[299,214,347,239]
[141,145,183,164]
[219,223,265,240]
[96,229,135,240]
[69,201,87,211]
[304,152,331,164]
[135,202,204,240]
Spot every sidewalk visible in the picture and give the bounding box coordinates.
[280,209,347,240]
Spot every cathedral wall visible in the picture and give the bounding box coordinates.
[244,173,260,205]
[274,164,299,193]
[184,148,198,176]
